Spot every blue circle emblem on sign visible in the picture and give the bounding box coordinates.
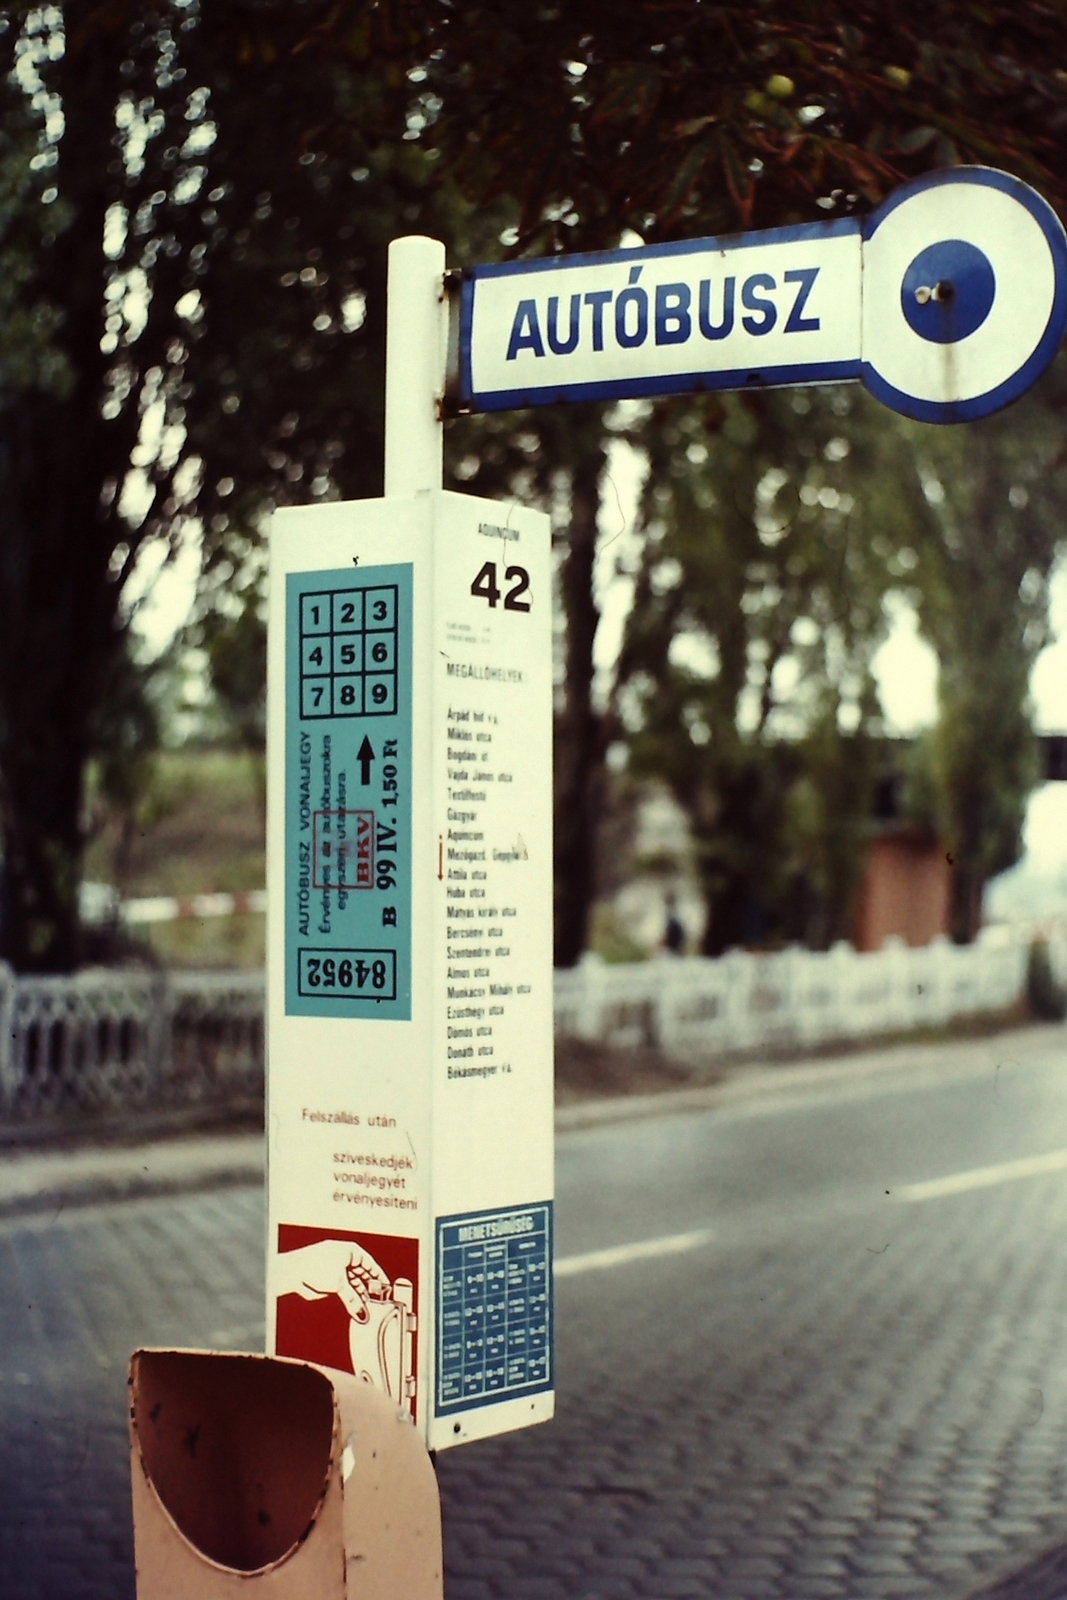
[900,239,996,344]
[863,169,1067,421]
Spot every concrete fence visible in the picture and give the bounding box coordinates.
[0,925,1058,1120]
[553,926,1055,1059]
[0,966,263,1121]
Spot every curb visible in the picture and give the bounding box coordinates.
[0,1100,264,1155]
[0,1131,265,1221]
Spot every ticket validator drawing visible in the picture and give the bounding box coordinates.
[265,169,1067,1454]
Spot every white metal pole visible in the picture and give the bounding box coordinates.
[384,235,447,498]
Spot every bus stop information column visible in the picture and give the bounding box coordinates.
[265,488,554,1453]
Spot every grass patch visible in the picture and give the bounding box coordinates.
[555,1036,706,1104]
[84,748,266,969]
[135,913,266,971]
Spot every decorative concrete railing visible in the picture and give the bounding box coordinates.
[553,927,1052,1059]
[0,966,264,1121]
[0,926,1057,1119]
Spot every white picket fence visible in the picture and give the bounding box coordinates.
[554,926,1054,1059]
[0,925,1058,1119]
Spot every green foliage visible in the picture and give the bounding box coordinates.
[0,111,71,398]
[343,1,1067,250]
[88,638,164,820]
[0,2,473,967]
[616,363,1067,950]
[191,530,267,756]
[358,0,1067,960]
[615,386,925,951]
[588,904,651,966]
[901,358,1067,939]
[4,0,1067,971]
[616,358,1067,950]
[783,702,885,949]
[82,746,267,969]
[84,636,197,894]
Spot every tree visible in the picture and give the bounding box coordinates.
[0,2,466,969]
[5,0,1067,972]
[902,361,1067,940]
[618,360,1067,952]
[614,385,925,952]
[351,0,1067,959]
[84,631,164,896]
[365,2,1067,248]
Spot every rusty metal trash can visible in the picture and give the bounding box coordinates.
[128,1348,442,1598]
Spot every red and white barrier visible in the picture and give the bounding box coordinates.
[122,890,267,925]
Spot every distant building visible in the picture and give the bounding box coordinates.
[597,736,1067,959]
[853,734,1067,949]
[852,824,950,952]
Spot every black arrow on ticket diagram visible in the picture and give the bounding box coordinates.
[357,736,375,785]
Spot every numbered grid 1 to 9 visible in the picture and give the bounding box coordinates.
[299,585,399,720]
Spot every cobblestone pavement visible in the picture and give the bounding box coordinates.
[0,1189,265,1600]
[4,1030,1067,1598]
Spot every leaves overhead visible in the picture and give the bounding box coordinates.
[304,1,1067,250]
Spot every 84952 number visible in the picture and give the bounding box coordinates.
[297,947,397,1001]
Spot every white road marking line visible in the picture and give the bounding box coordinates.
[555,1228,714,1278]
[897,1146,1067,1203]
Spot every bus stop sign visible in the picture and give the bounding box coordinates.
[454,167,1067,426]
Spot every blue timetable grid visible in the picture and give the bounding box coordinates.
[435,1202,553,1416]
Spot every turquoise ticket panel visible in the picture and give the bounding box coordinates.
[285,564,413,1018]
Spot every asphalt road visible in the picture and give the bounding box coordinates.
[5,1024,1067,1598]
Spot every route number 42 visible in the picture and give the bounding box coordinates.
[470,561,531,612]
